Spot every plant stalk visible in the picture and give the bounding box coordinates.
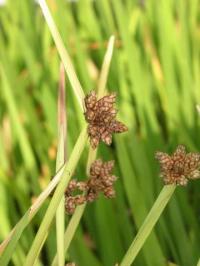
[51,35,115,265]
[0,163,65,266]
[38,0,85,110]
[120,184,176,266]
[56,63,67,266]
[24,127,87,266]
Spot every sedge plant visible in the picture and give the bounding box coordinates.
[1,1,200,266]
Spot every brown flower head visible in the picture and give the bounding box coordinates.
[84,90,128,149]
[155,145,200,186]
[87,159,117,200]
[64,159,118,214]
[65,180,87,214]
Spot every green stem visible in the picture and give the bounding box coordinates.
[0,164,65,265]
[38,0,85,110]
[56,63,66,266]
[56,198,65,266]
[97,35,115,98]
[120,184,176,266]
[52,203,86,266]
[51,35,115,265]
[25,127,87,266]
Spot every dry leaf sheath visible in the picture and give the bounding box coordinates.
[65,159,118,214]
[84,90,128,148]
[155,145,200,186]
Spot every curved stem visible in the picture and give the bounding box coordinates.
[38,0,85,110]
[51,35,115,266]
[24,127,87,266]
[120,185,176,266]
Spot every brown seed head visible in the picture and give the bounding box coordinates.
[103,186,116,198]
[87,159,117,199]
[64,159,118,214]
[65,196,76,214]
[65,180,88,214]
[86,189,99,202]
[84,90,128,149]
[155,145,200,186]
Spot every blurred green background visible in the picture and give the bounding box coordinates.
[0,0,200,265]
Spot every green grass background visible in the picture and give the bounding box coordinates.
[0,0,200,265]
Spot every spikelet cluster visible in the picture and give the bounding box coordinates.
[155,145,200,186]
[65,159,118,214]
[65,180,87,214]
[84,90,128,149]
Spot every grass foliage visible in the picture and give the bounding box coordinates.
[0,0,200,265]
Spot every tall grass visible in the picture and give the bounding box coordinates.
[0,0,200,266]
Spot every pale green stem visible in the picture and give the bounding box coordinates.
[56,64,66,266]
[51,35,115,265]
[0,164,65,265]
[56,197,65,266]
[25,127,87,266]
[97,35,115,98]
[86,149,97,175]
[52,203,86,266]
[38,0,85,110]
[120,185,176,266]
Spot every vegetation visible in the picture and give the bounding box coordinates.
[0,0,200,265]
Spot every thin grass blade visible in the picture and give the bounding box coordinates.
[51,35,115,265]
[120,185,176,266]
[24,126,87,266]
[38,0,85,110]
[52,204,86,266]
[56,63,67,266]
[0,164,65,264]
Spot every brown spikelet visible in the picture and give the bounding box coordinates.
[64,180,88,214]
[64,159,118,214]
[155,145,200,186]
[65,196,76,214]
[103,186,116,198]
[84,90,128,149]
[87,159,117,198]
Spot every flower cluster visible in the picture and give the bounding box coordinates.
[65,159,118,214]
[155,145,200,186]
[87,159,117,201]
[65,180,88,214]
[84,90,128,149]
